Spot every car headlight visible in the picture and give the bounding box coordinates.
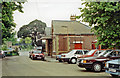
[81,60,83,63]
[105,63,109,68]
[83,60,87,63]
[81,60,87,63]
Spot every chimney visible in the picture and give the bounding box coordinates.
[70,15,76,21]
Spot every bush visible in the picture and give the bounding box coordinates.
[2,45,7,50]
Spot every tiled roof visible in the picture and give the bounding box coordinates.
[52,20,94,35]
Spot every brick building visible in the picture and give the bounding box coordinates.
[51,19,98,55]
[42,16,99,55]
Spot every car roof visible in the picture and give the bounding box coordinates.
[73,49,89,50]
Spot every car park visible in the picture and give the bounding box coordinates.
[105,59,120,77]
[60,49,89,64]
[77,50,120,72]
[29,50,45,60]
[0,50,5,58]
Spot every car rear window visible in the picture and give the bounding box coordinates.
[33,50,42,53]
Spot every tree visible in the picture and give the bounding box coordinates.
[1,2,24,43]
[25,37,32,44]
[77,1,120,49]
[17,19,47,46]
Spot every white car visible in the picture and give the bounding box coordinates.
[60,49,89,64]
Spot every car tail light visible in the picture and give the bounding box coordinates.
[33,54,35,56]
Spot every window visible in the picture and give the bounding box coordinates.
[84,50,89,54]
[86,50,95,55]
[109,51,120,57]
[75,50,83,54]
[94,51,99,56]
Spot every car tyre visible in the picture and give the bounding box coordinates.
[85,68,91,71]
[42,58,44,61]
[29,55,31,58]
[58,59,62,62]
[93,63,102,72]
[111,74,118,77]
[32,56,35,60]
[70,58,77,64]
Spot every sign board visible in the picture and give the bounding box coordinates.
[73,41,83,43]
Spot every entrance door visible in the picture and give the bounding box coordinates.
[74,43,82,49]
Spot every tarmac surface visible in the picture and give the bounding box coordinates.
[1,51,112,77]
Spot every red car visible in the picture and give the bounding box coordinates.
[77,50,120,72]
[77,49,104,58]
[29,50,45,60]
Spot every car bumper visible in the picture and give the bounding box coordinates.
[34,56,44,59]
[60,58,70,62]
[77,62,93,68]
[105,68,120,76]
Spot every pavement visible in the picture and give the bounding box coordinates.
[44,53,58,62]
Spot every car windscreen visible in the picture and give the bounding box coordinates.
[67,50,75,55]
[98,50,112,57]
[86,50,95,55]
[33,51,42,53]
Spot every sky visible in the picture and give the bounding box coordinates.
[13,0,85,32]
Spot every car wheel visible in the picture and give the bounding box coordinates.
[58,59,62,62]
[32,56,35,60]
[70,58,77,64]
[93,63,102,72]
[85,68,91,71]
[111,74,118,77]
[42,58,44,61]
[29,55,31,58]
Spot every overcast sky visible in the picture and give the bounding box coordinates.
[13,0,85,32]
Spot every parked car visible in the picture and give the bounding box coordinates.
[60,49,89,64]
[77,49,104,58]
[29,50,45,60]
[77,50,120,72]
[0,50,5,58]
[105,59,120,77]
[56,52,67,62]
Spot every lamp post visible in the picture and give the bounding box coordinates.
[61,26,69,52]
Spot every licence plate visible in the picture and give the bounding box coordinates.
[109,68,116,72]
[37,57,41,59]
